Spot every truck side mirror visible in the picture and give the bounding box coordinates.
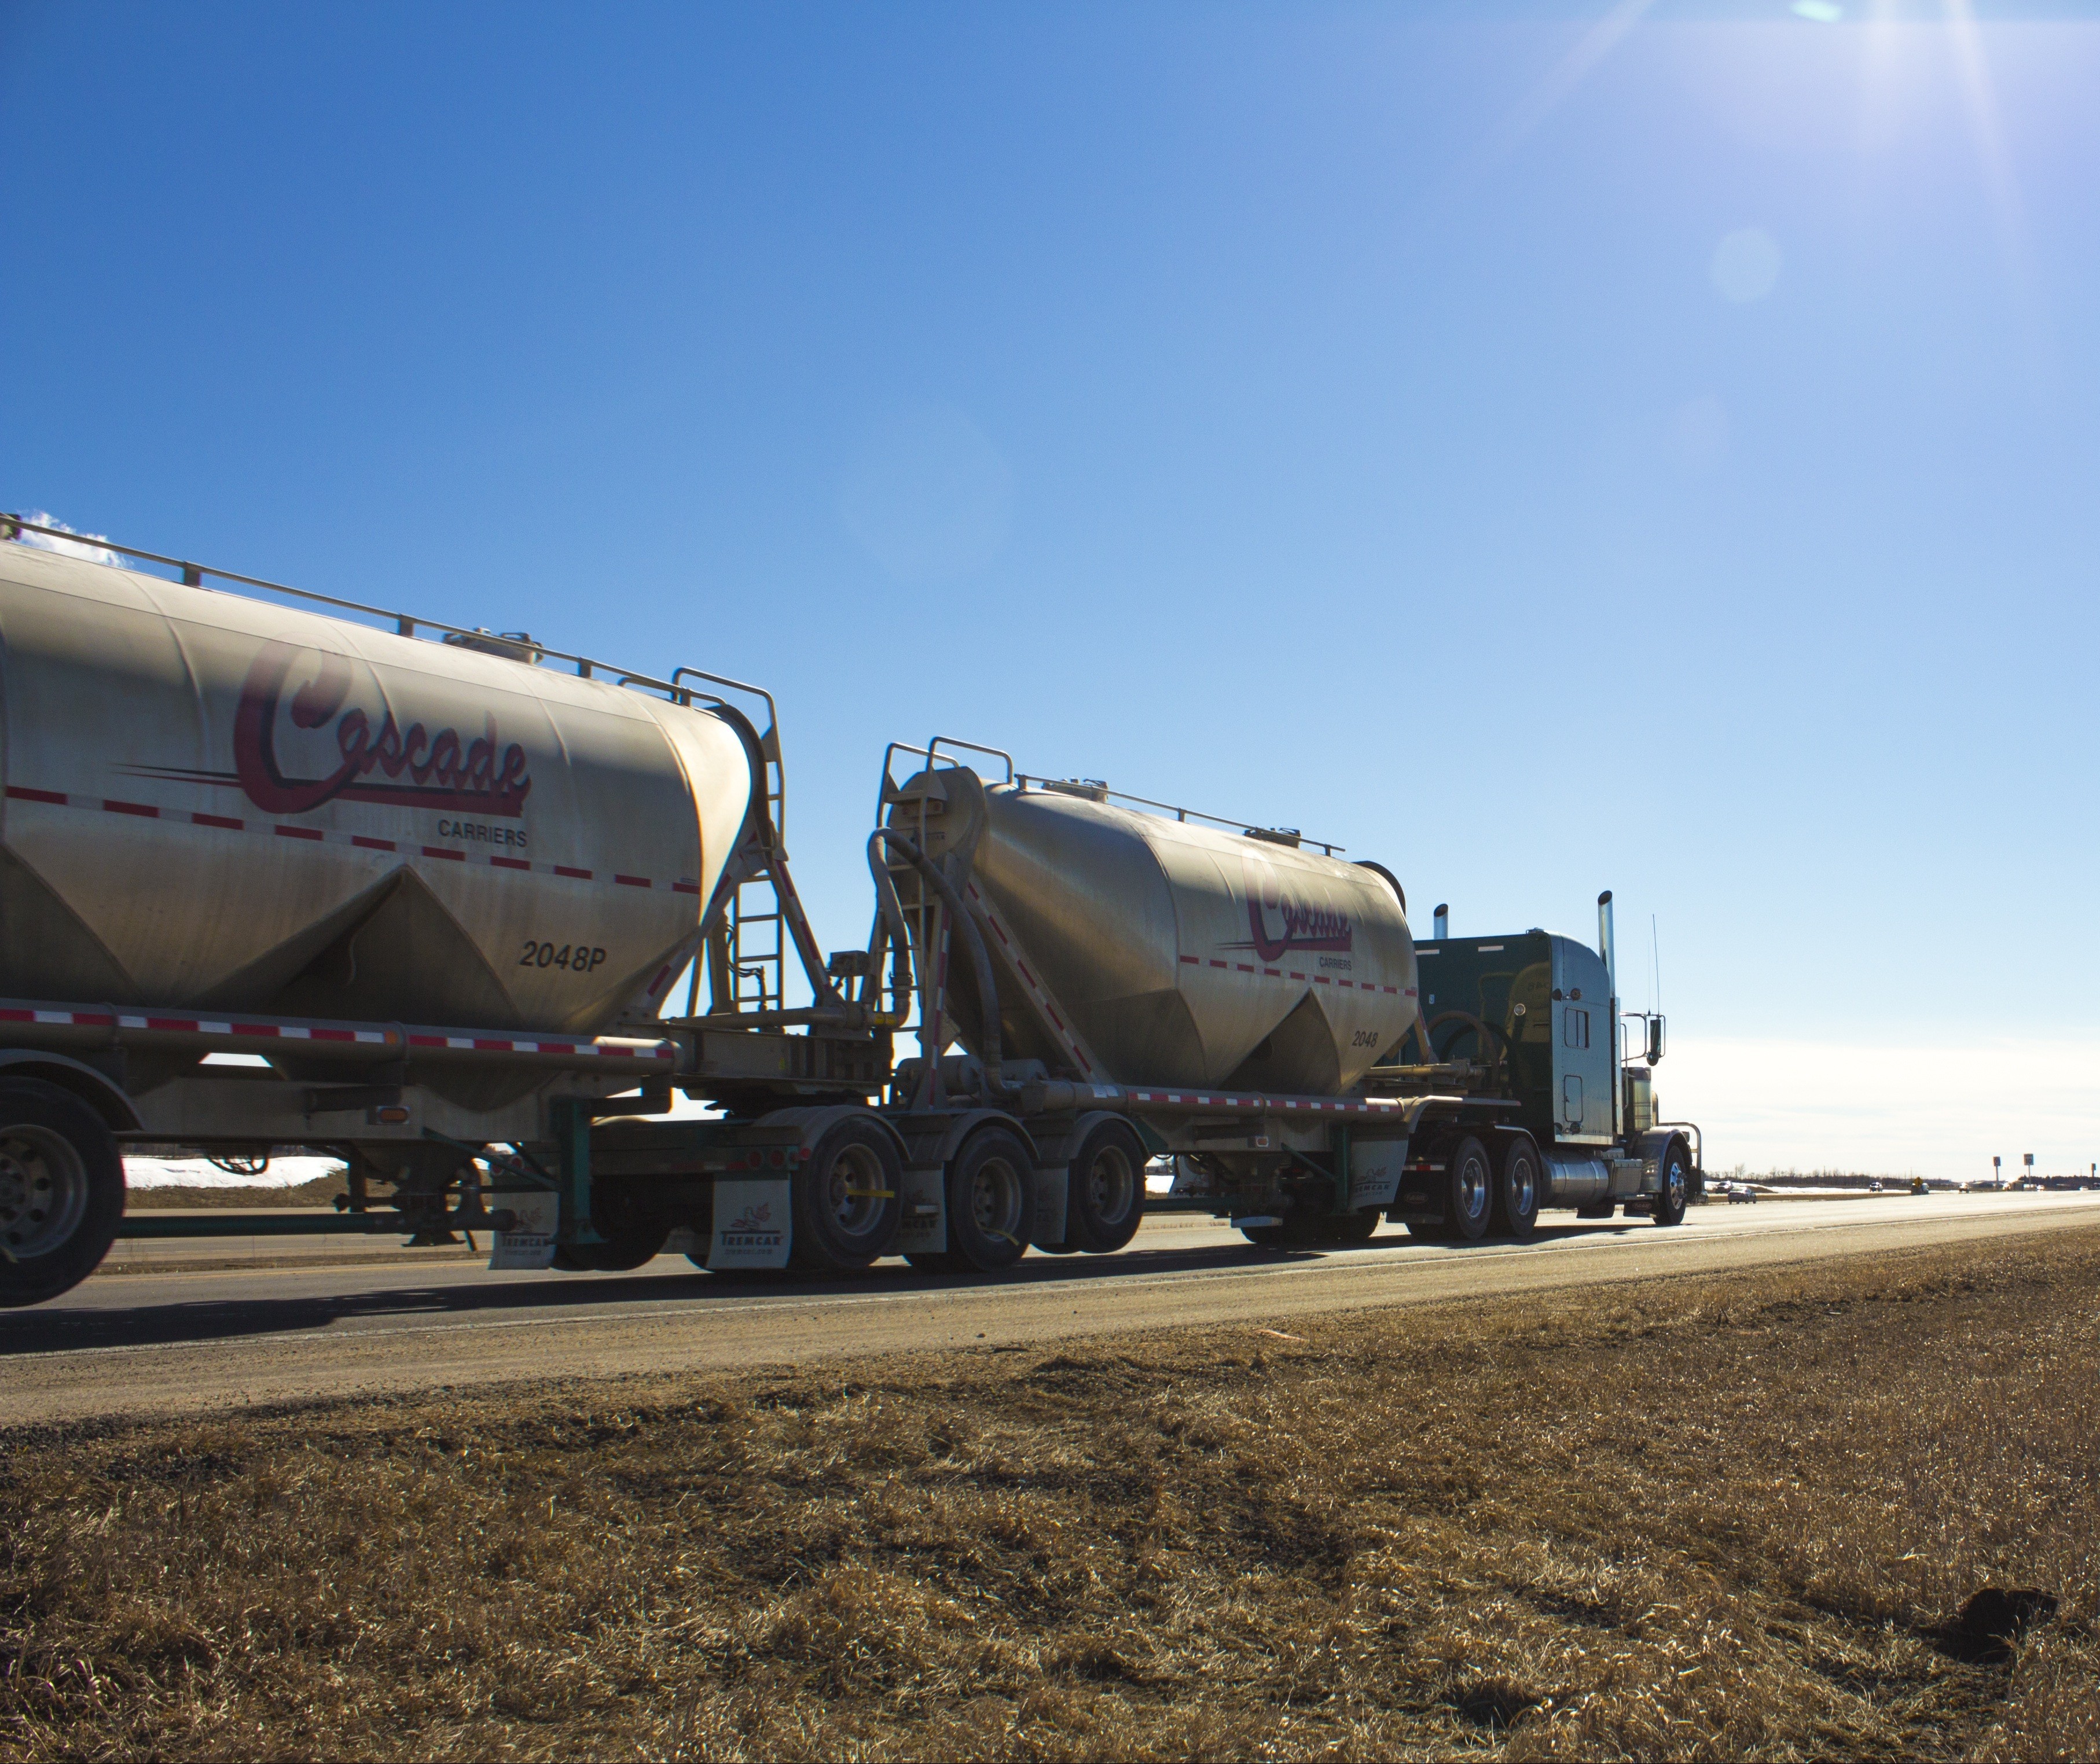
[1646,1016,1666,1065]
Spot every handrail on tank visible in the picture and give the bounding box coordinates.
[0,513,726,720]
[669,666,781,759]
[1012,772,1345,856]
[926,736,1015,782]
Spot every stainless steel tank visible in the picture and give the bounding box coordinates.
[893,769,1418,1094]
[0,541,758,1037]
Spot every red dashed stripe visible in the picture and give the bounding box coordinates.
[5,785,684,891]
[1122,1087,1400,1117]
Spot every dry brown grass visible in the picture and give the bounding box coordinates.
[3,1230,2096,1761]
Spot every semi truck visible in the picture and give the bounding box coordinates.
[0,517,1703,1306]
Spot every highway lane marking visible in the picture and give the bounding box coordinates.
[20,1203,2100,1366]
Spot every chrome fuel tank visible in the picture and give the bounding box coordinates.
[894,770,1418,1093]
[0,541,757,1035]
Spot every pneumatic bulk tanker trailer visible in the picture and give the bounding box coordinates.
[838,742,1704,1266]
[0,519,894,1306]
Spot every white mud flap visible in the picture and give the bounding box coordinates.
[490,1189,559,1270]
[1349,1137,1408,1211]
[1031,1163,1069,1248]
[707,1178,792,1270]
[897,1164,947,1256]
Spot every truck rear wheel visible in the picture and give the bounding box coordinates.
[1493,1135,1541,1241]
[944,1126,1031,1273]
[1446,1135,1493,1242]
[1652,1138,1690,1227]
[0,1079,124,1309]
[1064,1119,1147,1254]
[792,1118,904,1271]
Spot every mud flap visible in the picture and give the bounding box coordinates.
[1349,1137,1408,1211]
[490,1190,559,1270]
[897,1164,947,1255]
[707,1178,792,1270]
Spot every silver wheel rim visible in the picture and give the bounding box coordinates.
[822,1142,889,1245]
[1457,1152,1490,1223]
[1668,1161,1685,1206]
[1511,1156,1536,1217]
[969,1153,1025,1241]
[0,1125,90,1260]
[1084,1144,1135,1226]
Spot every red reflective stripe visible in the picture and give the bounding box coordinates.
[103,799,159,818]
[144,1016,199,1031]
[614,874,650,888]
[193,812,244,830]
[276,825,324,841]
[1209,959,1227,969]
[231,1022,277,1037]
[310,1028,357,1042]
[672,881,699,894]
[406,1035,446,1048]
[421,846,466,862]
[1236,964,1254,973]
[1179,954,1199,965]
[352,835,397,851]
[491,855,530,871]
[555,865,592,879]
[6,786,67,804]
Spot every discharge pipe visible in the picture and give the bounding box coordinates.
[1599,888,1619,1138]
[867,828,1009,1107]
[1433,903,1449,939]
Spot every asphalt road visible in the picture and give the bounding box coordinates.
[6,1190,2098,1427]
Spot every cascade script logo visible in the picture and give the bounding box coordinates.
[1222,850,1354,964]
[228,640,533,817]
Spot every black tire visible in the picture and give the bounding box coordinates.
[1493,1134,1541,1242]
[791,1117,904,1271]
[945,1126,1032,1273]
[1653,1137,1690,1227]
[1445,1135,1493,1242]
[1064,1119,1147,1254]
[0,1079,124,1309]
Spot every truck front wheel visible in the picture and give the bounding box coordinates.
[1652,1138,1691,1227]
[0,1079,124,1309]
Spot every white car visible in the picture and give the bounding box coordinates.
[1726,1183,1758,1204]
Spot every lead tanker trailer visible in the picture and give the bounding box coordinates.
[0,518,1700,1307]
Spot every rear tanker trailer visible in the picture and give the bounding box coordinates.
[1,517,1703,1306]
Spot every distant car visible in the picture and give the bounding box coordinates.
[1870,1180,1884,1193]
[1727,1184,1757,1204]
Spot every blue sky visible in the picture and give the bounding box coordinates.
[4,2,2095,1174]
